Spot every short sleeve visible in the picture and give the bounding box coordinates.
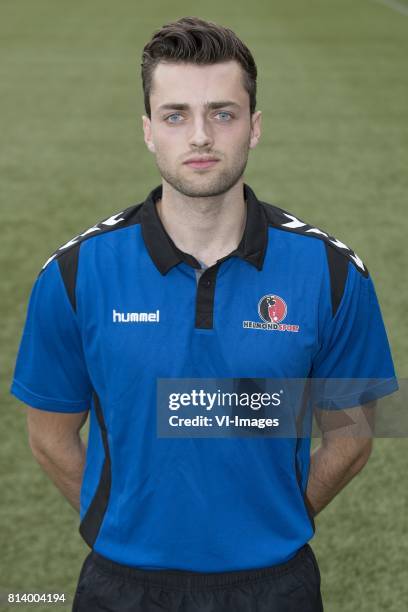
[311,262,399,408]
[10,259,93,412]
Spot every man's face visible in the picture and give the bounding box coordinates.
[142,60,262,198]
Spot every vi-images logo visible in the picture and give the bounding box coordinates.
[112,309,160,323]
[243,294,300,332]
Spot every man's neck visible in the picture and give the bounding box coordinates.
[156,180,247,268]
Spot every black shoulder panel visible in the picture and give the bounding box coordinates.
[58,243,80,312]
[39,202,144,311]
[324,242,350,317]
[40,202,144,276]
[260,201,369,279]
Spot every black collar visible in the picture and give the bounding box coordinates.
[140,183,268,275]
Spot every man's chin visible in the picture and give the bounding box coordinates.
[161,172,244,199]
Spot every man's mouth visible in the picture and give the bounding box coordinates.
[184,159,219,170]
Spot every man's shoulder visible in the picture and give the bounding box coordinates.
[40,201,144,274]
[258,199,368,278]
[36,200,145,312]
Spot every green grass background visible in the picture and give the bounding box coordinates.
[1,0,407,610]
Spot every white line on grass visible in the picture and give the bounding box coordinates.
[373,0,408,16]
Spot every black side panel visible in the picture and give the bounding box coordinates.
[295,379,316,533]
[79,393,112,548]
[294,445,315,534]
[57,244,80,312]
[324,242,349,318]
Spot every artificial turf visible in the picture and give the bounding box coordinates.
[1,1,407,610]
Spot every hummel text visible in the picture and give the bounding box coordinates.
[113,309,160,323]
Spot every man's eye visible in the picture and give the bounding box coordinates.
[166,113,183,123]
[165,111,233,123]
[217,112,233,121]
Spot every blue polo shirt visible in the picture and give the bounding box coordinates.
[11,183,398,571]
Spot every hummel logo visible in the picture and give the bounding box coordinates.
[112,309,160,323]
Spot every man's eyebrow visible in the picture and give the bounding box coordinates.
[157,101,241,111]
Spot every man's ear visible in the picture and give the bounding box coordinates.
[142,115,156,153]
[249,110,262,150]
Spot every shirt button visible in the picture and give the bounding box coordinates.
[205,279,212,287]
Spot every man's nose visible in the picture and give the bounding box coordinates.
[188,117,213,148]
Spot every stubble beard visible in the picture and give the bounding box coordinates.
[153,138,251,198]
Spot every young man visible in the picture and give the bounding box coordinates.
[11,16,397,612]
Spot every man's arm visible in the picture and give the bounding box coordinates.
[26,407,89,513]
[305,402,375,517]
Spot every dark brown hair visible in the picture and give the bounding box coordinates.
[141,16,257,118]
